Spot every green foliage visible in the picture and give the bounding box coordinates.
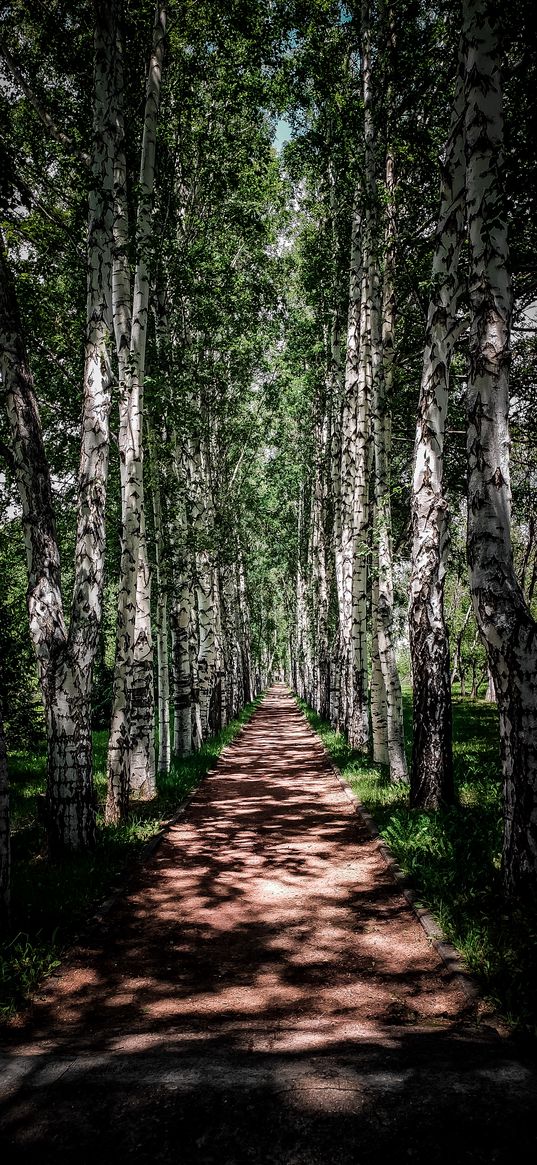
[0,933,60,1021]
[300,693,537,1036]
[0,522,44,752]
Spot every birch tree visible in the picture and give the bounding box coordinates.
[368,0,407,780]
[408,45,465,808]
[148,424,171,774]
[106,4,166,823]
[0,2,118,853]
[0,707,9,923]
[463,0,537,896]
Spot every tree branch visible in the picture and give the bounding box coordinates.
[0,38,91,168]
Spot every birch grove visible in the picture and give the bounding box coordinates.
[3,0,537,923]
[291,0,406,781]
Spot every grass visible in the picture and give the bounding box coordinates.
[299,690,537,1038]
[1,697,262,1021]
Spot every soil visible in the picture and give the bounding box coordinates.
[1,685,536,1163]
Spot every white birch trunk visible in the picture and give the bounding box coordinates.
[106,5,165,822]
[0,2,117,853]
[463,0,537,896]
[172,577,193,756]
[485,668,496,703]
[148,425,170,774]
[221,563,241,722]
[408,45,465,808]
[211,565,225,734]
[329,309,346,730]
[196,558,216,741]
[339,199,361,738]
[238,556,253,705]
[311,394,331,719]
[371,146,407,781]
[129,510,156,798]
[0,708,10,923]
[370,570,389,764]
[190,593,203,752]
[348,3,375,752]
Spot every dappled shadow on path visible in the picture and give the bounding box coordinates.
[1,686,536,1162]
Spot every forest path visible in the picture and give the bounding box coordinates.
[1,685,536,1163]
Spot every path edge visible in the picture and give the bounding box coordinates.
[93,694,265,925]
[295,695,510,1039]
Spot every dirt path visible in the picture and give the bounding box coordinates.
[1,686,536,1163]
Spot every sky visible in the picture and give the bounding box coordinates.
[273,117,292,153]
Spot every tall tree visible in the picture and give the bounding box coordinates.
[463,0,537,896]
[0,1,118,852]
[0,706,9,923]
[106,3,166,823]
[408,42,465,808]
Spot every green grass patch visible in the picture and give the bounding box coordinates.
[1,697,262,1021]
[299,692,537,1037]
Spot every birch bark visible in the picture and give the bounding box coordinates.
[106,4,165,822]
[129,509,156,797]
[148,425,171,774]
[371,143,407,781]
[408,47,465,808]
[347,1,375,753]
[370,570,389,764]
[238,556,253,705]
[327,261,346,729]
[171,576,193,756]
[0,1,117,852]
[312,390,331,719]
[0,708,9,923]
[463,0,537,896]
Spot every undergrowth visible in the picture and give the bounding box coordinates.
[299,693,537,1038]
[1,697,262,1021]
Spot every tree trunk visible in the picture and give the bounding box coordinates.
[463,0,537,897]
[129,510,156,798]
[370,570,389,764]
[0,707,10,926]
[0,2,117,852]
[408,44,465,809]
[106,4,166,822]
[171,577,193,756]
[238,556,253,705]
[196,557,217,741]
[347,2,377,753]
[371,142,407,782]
[148,424,170,775]
[44,663,96,853]
[485,668,496,703]
[340,193,365,745]
[329,302,346,731]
